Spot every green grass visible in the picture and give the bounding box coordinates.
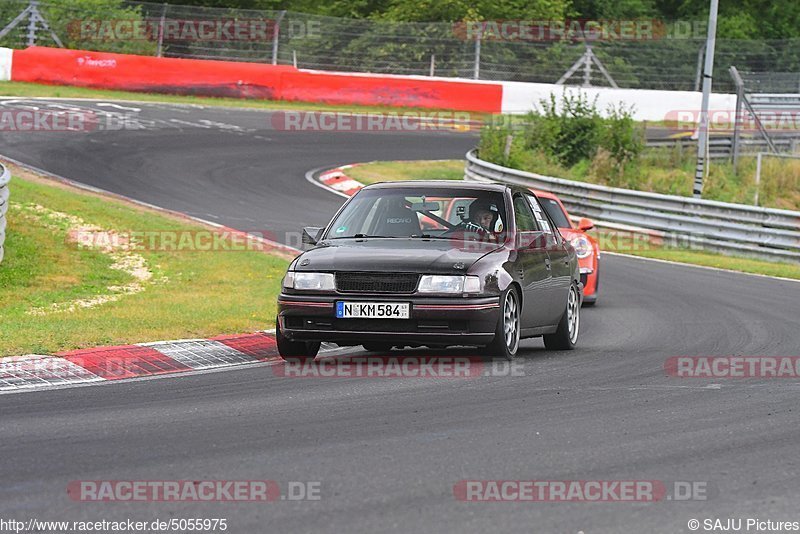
[482,134,800,211]
[345,160,800,280]
[0,81,492,117]
[617,245,800,279]
[0,168,290,356]
[345,160,465,185]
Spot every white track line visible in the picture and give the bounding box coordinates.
[305,166,351,199]
[604,251,800,284]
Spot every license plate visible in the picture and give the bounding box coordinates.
[336,302,410,319]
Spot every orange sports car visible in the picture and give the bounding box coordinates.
[532,190,600,306]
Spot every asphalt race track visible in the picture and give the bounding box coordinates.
[2,99,800,533]
[0,99,475,244]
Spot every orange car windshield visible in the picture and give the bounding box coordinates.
[538,197,572,229]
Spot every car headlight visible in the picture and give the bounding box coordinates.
[283,271,335,291]
[418,275,481,294]
[570,236,592,259]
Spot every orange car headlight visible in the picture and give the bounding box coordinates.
[570,236,593,259]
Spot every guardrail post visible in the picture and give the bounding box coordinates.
[473,27,481,80]
[693,0,719,198]
[755,152,763,206]
[0,164,10,265]
[694,43,705,92]
[730,66,744,172]
[272,10,287,65]
[503,135,513,161]
[156,3,167,58]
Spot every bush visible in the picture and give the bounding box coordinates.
[479,92,643,176]
[602,104,644,176]
[524,92,604,167]
[477,121,514,166]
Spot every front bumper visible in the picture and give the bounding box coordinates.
[278,293,501,346]
[579,255,599,299]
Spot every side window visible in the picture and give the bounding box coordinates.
[513,194,538,232]
[526,194,554,235]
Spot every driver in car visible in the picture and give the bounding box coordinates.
[461,199,500,241]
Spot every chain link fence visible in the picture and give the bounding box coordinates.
[1,0,800,93]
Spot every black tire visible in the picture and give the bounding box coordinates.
[485,286,521,360]
[543,283,580,350]
[362,343,393,352]
[276,318,320,362]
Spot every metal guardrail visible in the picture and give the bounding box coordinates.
[465,150,800,263]
[748,94,800,109]
[646,135,800,160]
[0,163,9,264]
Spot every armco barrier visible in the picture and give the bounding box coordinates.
[2,47,503,113]
[0,163,9,264]
[465,150,800,264]
[647,136,800,160]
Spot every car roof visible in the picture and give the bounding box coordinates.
[362,180,509,193]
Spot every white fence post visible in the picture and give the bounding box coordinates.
[0,164,10,264]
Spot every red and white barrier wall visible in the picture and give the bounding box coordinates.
[0,46,735,121]
[0,46,502,113]
[500,80,737,121]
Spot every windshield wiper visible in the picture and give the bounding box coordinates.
[409,234,447,239]
[329,234,396,239]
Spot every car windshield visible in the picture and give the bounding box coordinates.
[324,187,507,242]
[538,197,572,229]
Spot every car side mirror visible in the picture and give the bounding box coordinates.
[302,226,324,245]
[515,231,547,250]
[577,218,595,231]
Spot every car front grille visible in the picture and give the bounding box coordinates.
[285,316,469,333]
[335,272,419,294]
